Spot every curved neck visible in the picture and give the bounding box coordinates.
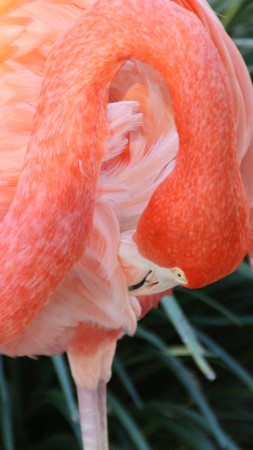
[39,0,234,165]
[0,0,244,342]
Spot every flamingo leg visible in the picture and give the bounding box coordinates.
[97,381,109,450]
[77,381,109,450]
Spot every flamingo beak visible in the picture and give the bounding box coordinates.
[127,266,179,296]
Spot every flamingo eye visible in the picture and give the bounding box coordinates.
[171,268,187,284]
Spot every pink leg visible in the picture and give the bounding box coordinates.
[77,381,109,450]
[97,381,109,450]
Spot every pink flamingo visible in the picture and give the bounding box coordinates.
[0,0,252,448]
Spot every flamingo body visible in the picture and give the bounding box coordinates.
[0,0,252,409]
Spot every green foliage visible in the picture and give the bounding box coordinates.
[210,0,253,75]
[1,1,253,449]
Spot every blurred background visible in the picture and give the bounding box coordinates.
[1,1,253,449]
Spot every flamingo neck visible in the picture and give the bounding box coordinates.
[33,0,250,284]
[0,0,249,343]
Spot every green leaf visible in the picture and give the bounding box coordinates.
[51,355,81,444]
[108,392,152,450]
[234,38,253,48]
[147,417,217,450]
[161,295,216,380]
[136,325,239,450]
[178,288,243,326]
[236,261,253,280]
[113,357,143,409]
[0,357,15,450]
[198,331,253,392]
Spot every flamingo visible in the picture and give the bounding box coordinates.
[0,0,252,448]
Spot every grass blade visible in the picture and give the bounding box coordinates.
[51,355,81,444]
[0,357,15,450]
[136,325,240,450]
[161,295,216,381]
[236,261,253,280]
[113,357,143,409]
[179,288,242,326]
[108,392,152,450]
[197,331,253,392]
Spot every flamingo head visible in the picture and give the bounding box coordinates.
[119,232,187,296]
[134,172,250,289]
[120,163,250,292]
